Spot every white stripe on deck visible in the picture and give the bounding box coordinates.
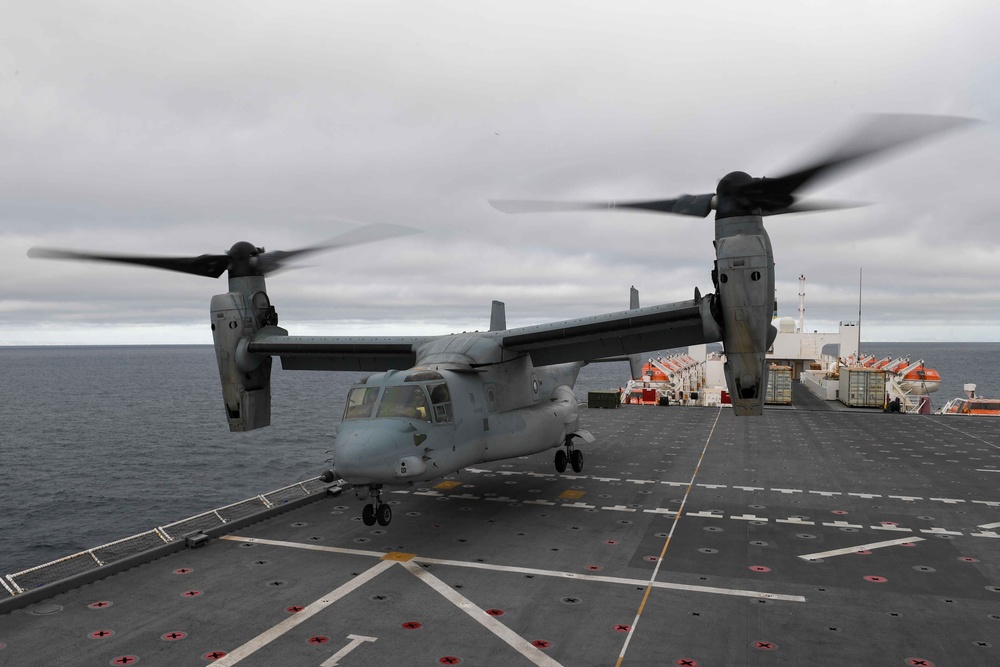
[211,559,395,666]
[400,560,563,667]
[228,535,804,603]
[799,537,925,561]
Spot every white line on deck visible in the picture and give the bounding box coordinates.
[400,560,563,667]
[211,559,395,666]
[320,634,377,667]
[798,537,926,561]
[977,521,1000,529]
[225,536,805,602]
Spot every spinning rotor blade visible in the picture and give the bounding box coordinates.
[491,114,976,219]
[489,193,715,217]
[750,113,977,203]
[26,247,230,278]
[759,199,869,216]
[255,223,420,274]
[28,222,420,278]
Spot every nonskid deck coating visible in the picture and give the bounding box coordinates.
[1,406,999,666]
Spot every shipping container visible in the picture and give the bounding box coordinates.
[838,368,886,408]
[766,365,793,405]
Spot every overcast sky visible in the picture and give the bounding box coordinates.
[3,1,999,345]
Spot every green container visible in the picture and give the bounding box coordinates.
[588,391,620,409]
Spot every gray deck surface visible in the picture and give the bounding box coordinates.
[2,405,999,666]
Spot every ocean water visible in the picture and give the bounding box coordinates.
[1,343,997,576]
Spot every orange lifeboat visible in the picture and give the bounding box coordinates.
[899,363,941,395]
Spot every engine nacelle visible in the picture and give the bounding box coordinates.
[210,275,282,432]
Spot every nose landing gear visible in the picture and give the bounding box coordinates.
[357,484,392,526]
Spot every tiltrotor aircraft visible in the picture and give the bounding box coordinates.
[28,114,970,526]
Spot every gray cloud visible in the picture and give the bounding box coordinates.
[3,0,1000,344]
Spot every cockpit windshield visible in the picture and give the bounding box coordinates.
[344,386,380,420]
[344,373,454,424]
[376,385,432,422]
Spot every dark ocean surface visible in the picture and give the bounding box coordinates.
[1,343,997,576]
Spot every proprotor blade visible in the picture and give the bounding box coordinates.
[489,194,715,218]
[28,222,422,279]
[26,247,230,278]
[255,222,420,275]
[753,113,978,201]
[759,198,869,216]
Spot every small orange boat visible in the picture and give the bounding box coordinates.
[897,362,942,395]
[941,384,1000,415]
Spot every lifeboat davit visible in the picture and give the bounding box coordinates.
[898,363,941,395]
[639,363,670,383]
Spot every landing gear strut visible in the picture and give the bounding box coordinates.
[555,437,584,474]
[357,485,392,526]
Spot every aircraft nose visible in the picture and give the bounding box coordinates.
[331,425,401,485]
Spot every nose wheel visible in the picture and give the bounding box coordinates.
[554,439,584,474]
[360,485,392,526]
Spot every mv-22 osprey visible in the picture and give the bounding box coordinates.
[29,114,971,526]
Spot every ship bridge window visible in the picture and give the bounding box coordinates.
[343,386,380,420]
[429,382,453,424]
[377,385,432,422]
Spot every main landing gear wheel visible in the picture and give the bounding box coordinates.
[570,449,584,473]
[554,449,568,473]
[362,504,376,526]
[376,503,392,526]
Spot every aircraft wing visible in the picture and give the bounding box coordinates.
[500,298,714,367]
[247,329,426,371]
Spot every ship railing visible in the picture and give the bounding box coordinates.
[2,476,333,596]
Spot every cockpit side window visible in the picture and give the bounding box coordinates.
[428,382,453,424]
[344,386,380,420]
[376,385,432,422]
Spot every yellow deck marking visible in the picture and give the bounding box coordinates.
[381,551,416,562]
[434,480,463,490]
[615,409,723,667]
[559,489,585,500]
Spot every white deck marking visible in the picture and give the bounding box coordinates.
[226,535,804,602]
[929,417,1000,450]
[920,527,963,536]
[976,469,1000,473]
[972,530,1000,538]
[211,559,395,666]
[799,537,925,561]
[320,634,377,667]
[400,560,564,667]
[413,554,804,602]
[219,535,385,558]
[977,520,1000,529]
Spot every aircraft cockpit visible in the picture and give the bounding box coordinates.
[343,369,453,424]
